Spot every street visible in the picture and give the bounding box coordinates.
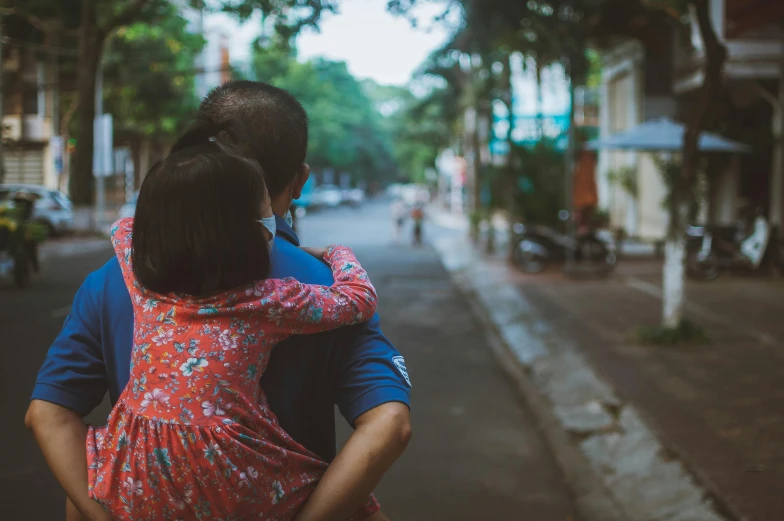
[0,199,580,520]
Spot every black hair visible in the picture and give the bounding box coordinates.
[131,118,271,297]
[198,80,308,198]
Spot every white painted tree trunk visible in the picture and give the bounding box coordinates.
[662,199,690,328]
[662,236,686,328]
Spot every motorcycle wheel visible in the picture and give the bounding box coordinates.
[514,241,548,274]
[687,251,720,281]
[774,235,784,269]
[602,251,618,273]
[578,237,617,273]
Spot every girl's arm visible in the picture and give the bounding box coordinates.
[249,245,377,335]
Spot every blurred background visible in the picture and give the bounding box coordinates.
[2,0,784,520]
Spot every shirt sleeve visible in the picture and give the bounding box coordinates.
[30,271,108,417]
[333,313,412,426]
[246,245,377,336]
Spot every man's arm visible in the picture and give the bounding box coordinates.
[25,402,110,521]
[297,311,413,521]
[25,269,112,520]
[294,403,411,521]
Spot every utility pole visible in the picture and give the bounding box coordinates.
[51,22,62,190]
[564,73,577,274]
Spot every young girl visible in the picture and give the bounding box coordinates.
[85,122,380,521]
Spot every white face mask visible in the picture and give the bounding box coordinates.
[284,209,293,228]
[258,216,276,247]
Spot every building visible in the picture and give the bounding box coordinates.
[596,0,784,241]
[596,26,677,241]
[674,0,784,228]
[2,45,60,189]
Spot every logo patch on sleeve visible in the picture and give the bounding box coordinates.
[392,356,411,387]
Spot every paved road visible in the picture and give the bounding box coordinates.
[0,244,115,520]
[1,200,579,520]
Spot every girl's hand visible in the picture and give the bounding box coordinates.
[301,246,329,259]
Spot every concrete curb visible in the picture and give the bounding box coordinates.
[433,235,730,521]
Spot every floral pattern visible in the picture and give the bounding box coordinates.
[86,218,380,520]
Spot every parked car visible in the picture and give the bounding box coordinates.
[342,188,365,207]
[118,191,139,219]
[311,185,343,208]
[0,183,73,236]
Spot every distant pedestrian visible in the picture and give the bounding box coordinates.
[392,199,406,240]
[411,203,425,246]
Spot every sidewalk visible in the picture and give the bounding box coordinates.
[434,234,784,521]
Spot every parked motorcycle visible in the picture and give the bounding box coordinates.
[0,195,46,288]
[686,211,784,281]
[511,222,617,274]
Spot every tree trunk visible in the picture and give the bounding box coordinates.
[769,55,784,229]
[71,0,103,230]
[662,0,727,327]
[535,61,543,139]
[663,196,690,327]
[474,108,488,249]
[505,53,517,263]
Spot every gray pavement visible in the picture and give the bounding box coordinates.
[0,199,580,520]
[300,201,580,521]
[0,245,115,521]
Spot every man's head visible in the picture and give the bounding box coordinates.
[197,80,310,215]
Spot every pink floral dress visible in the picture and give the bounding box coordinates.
[86,218,380,521]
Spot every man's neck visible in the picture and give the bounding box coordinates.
[271,197,291,217]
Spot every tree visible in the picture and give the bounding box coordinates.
[71,0,155,228]
[250,39,397,186]
[6,0,340,228]
[662,0,727,327]
[102,2,206,179]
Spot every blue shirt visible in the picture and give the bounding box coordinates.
[31,216,411,462]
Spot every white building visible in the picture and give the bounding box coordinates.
[2,46,60,189]
[597,0,784,241]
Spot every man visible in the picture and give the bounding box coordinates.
[25,81,412,521]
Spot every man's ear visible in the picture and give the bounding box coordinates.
[291,163,310,200]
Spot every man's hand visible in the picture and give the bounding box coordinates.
[25,400,109,521]
[294,402,411,521]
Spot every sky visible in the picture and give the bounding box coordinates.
[205,0,454,87]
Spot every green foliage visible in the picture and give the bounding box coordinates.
[591,207,610,226]
[103,2,206,138]
[512,139,566,226]
[653,154,704,224]
[385,86,456,184]
[632,319,709,346]
[607,166,637,198]
[251,40,396,185]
